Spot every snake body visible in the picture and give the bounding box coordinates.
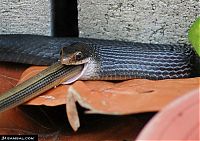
[0,34,197,80]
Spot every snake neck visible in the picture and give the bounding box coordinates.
[79,59,100,80]
[80,44,196,80]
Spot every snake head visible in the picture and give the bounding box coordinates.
[60,42,91,65]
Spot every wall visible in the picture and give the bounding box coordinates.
[78,0,199,44]
[0,0,52,35]
[0,0,199,44]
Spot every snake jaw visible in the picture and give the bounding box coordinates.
[61,62,89,84]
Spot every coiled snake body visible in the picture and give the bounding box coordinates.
[0,34,197,80]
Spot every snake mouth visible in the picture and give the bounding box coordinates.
[61,62,89,84]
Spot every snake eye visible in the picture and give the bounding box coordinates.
[75,52,83,60]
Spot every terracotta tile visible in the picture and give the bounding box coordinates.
[17,66,199,130]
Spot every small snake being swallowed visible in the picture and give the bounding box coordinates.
[0,34,199,112]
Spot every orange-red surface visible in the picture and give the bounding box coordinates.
[0,62,199,140]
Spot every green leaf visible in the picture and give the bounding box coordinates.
[188,17,200,56]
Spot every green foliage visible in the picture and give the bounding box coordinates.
[188,17,200,56]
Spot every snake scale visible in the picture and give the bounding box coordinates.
[0,34,198,80]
